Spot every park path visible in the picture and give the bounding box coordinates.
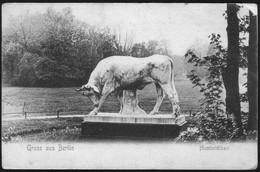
[2,114,86,121]
[2,114,190,121]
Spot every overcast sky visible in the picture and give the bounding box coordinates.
[2,3,255,56]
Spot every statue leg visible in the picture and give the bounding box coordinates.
[149,83,165,115]
[115,89,123,114]
[89,83,114,115]
[159,83,180,117]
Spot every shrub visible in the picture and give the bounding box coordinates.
[180,113,244,143]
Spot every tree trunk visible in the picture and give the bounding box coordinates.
[222,3,242,130]
[247,11,258,131]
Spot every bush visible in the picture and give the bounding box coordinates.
[180,113,244,143]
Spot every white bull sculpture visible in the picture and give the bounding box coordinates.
[75,54,180,117]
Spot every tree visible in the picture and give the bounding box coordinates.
[185,34,226,114]
[147,40,159,55]
[2,42,24,82]
[184,4,252,138]
[17,52,39,86]
[222,3,242,130]
[185,39,211,78]
[112,28,133,56]
[247,11,257,131]
[131,42,149,57]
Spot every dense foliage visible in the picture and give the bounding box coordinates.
[180,112,257,143]
[185,34,226,114]
[2,8,102,86]
[182,4,257,142]
[2,7,186,87]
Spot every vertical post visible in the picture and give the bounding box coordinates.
[23,102,27,119]
[23,102,26,116]
[189,109,192,117]
[57,110,59,119]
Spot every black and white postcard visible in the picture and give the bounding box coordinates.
[2,3,258,169]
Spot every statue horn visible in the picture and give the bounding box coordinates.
[74,88,83,92]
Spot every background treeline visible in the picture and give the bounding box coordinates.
[2,7,211,87]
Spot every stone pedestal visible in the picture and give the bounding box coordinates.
[81,89,186,139]
[81,113,186,139]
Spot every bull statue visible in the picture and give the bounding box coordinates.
[75,54,180,117]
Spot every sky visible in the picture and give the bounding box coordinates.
[2,3,255,56]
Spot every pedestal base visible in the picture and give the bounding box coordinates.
[81,113,186,139]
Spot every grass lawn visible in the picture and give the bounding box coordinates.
[2,117,84,143]
[2,75,251,143]
[2,116,199,142]
[2,75,204,142]
[2,74,249,142]
[2,75,203,115]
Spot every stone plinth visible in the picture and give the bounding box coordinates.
[83,113,185,124]
[81,113,186,138]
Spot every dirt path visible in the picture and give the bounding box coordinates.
[2,114,190,121]
[2,114,86,121]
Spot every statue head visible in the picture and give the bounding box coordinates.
[74,84,100,104]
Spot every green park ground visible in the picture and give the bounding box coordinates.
[2,75,248,142]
